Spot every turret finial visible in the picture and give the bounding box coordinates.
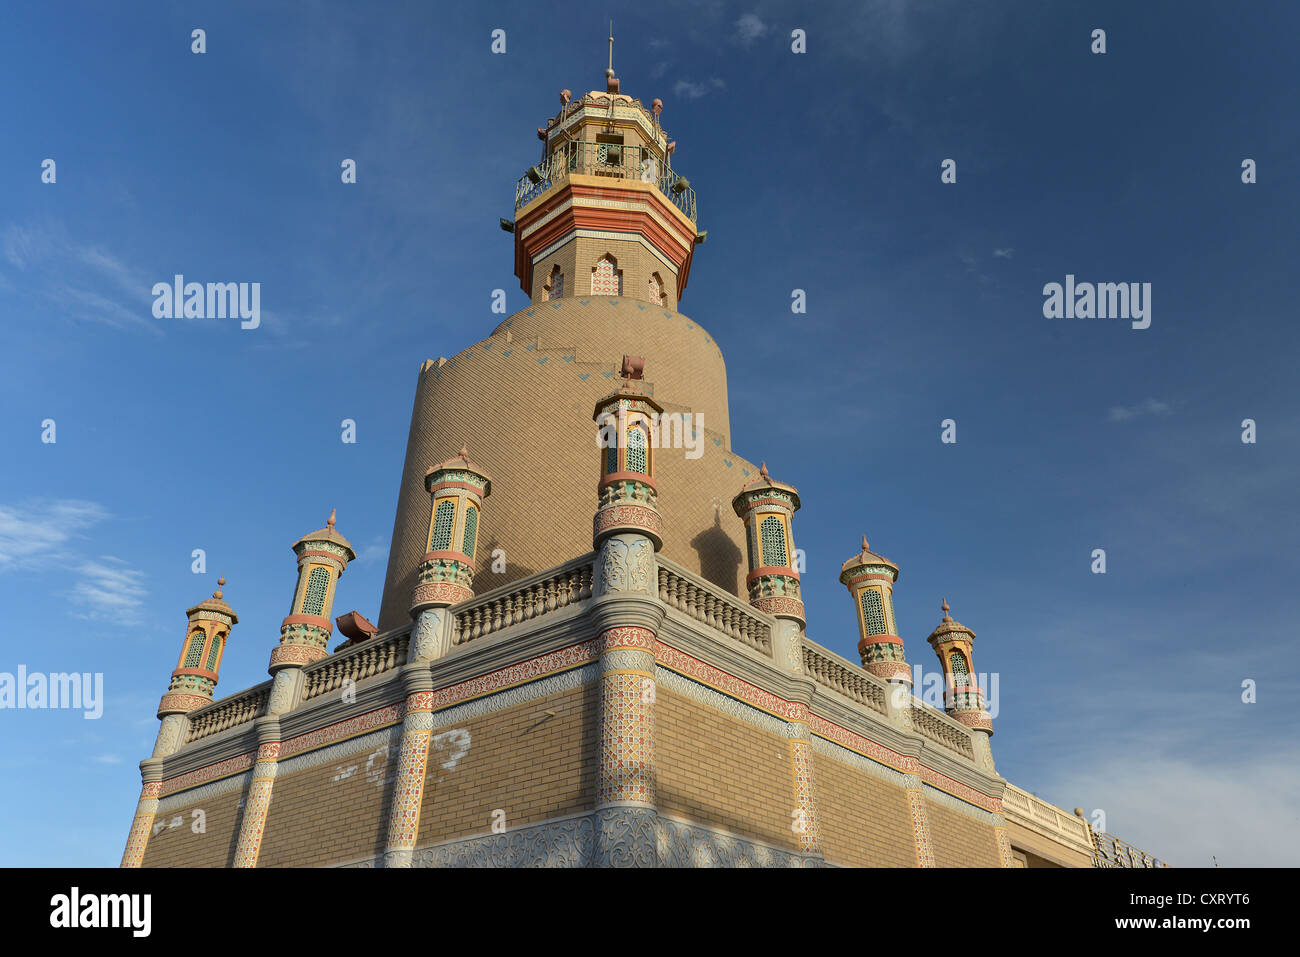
[459,443,469,460]
[759,461,769,480]
[861,535,869,553]
[327,508,337,528]
[214,575,226,599]
[941,598,951,620]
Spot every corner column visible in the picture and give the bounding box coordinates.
[591,361,666,867]
[232,717,281,868]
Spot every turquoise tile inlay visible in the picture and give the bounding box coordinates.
[562,355,574,362]
[712,437,722,446]
[579,299,590,305]
[724,459,733,467]
[538,357,549,364]
[503,349,513,357]
[579,373,590,381]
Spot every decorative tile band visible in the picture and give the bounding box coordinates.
[598,626,656,652]
[598,672,655,805]
[994,825,1016,867]
[431,664,597,731]
[156,771,252,815]
[922,783,998,824]
[654,641,801,722]
[428,638,599,712]
[385,727,432,856]
[807,713,915,775]
[918,764,1001,814]
[656,667,789,739]
[160,751,256,797]
[120,805,155,868]
[789,738,821,854]
[340,809,825,868]
[280,703,403,760]
[232,777,275,867]
[809,735,911,789]
[907,787,936,868]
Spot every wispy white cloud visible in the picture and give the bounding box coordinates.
[673,77,726,101]
[734,13,769,47]
[0,500,110,570]
[91,754,123,765]
[0,223,160,334]
[357,537,389,565]
[993,247,1013,258]
[1109,398,1171,422]
[68,556,149,624]
[1041,750,1300,867]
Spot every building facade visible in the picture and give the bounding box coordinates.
[122,57,1160,869]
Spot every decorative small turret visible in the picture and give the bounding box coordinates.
[158,576,237,719]
[732,462,804,626]
[593,355,663,550]
[926,599,993,735]
[269,510,356,674]
[839,537,910,687]
[409,444,492,616]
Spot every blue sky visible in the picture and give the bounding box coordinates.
[1,0,1297,867]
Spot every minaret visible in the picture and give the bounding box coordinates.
[593,354,664,551]
[122,576,237,867]
[408,444,492,661]
[926,599,993,735]
[590,354,666,865]
[269,509,355,678]
[383,447,491,868]
[157,575,237,721]
[511,39,700,307]
[732,462,805,672]
[839,537,910,687]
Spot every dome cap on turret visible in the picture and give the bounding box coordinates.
[293,509,357,562]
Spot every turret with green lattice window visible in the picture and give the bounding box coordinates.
[839,537,910,687]
[409,444,492,617]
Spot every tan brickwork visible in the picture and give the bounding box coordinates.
[256,746,394,867]
[654,687,798,851]
[139,788,243,868]
[379,297,753,630]
[926,800,1001,867]
[415,680,600,846]
[814,753,917,867]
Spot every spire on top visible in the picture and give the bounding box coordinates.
[605,20,619,93]
[214,575,226,600]
[941,598,952,621]
[327,508,337,528]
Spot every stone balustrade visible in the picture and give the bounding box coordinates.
[656,557,773,657]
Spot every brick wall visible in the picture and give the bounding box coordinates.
[140,787,243,868]
[814,753,917,867]
[377,297,753,631]
[926,800,1001,867]
[256,737,396,867]
[416,680,599,846]
[655,687,798,851]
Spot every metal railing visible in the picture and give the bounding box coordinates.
[514,141,697,223]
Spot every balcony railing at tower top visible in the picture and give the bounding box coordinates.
[514,141,697,223]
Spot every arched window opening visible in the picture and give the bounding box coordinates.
[591,255,622,296]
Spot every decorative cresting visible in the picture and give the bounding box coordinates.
[269,510,356,678]
[839,537,911,688]
[926,600,993,735]
[123,576,237,867]
[593,356,663,551]
[409,444,493,645]
[732,461,805,674]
